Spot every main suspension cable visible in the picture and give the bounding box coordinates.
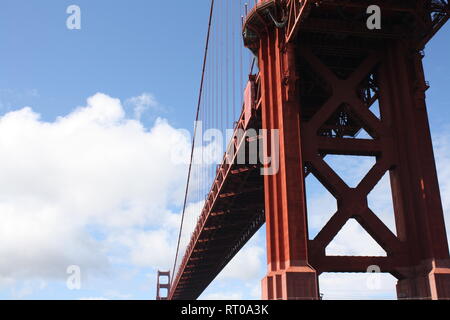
[171,0,215,286]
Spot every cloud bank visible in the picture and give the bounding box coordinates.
[0,93,189,289]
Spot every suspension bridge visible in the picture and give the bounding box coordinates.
[157,0,450,300]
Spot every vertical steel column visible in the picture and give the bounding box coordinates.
[259,26,319,300]
[379,42,450,300]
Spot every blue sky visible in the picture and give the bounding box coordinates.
[0,1,449,300]
[0,0,208,128]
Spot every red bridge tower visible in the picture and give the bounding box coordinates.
[244,0,450,300]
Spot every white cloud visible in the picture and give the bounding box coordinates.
[125,93,159,120]
[0,93,190,287]
[198,230,266,300]
[325,219,387,256]
[319,273,397,300]
[218,245,264,281]
[12,286,34,300]
[201,292,244,300]
[104,290,132,299]
[175,201,204,264]
[10,279,47,299]
[434,131,450,241]
[113,229,175,269]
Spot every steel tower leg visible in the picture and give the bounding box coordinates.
[380,42,450,300]
[259,28,319,300]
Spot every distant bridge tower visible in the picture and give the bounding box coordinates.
[156,271,171,300]
[244,0,450,300]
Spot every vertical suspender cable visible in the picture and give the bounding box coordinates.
[219,0,223,134]
[226,0,230,129]
[171,0,215,287]
[240,0,244,107]
[231,1,236,121]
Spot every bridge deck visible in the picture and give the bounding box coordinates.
[169,78,264,300]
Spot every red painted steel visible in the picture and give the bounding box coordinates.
[248,0,450,300]
[165,0,450,300]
